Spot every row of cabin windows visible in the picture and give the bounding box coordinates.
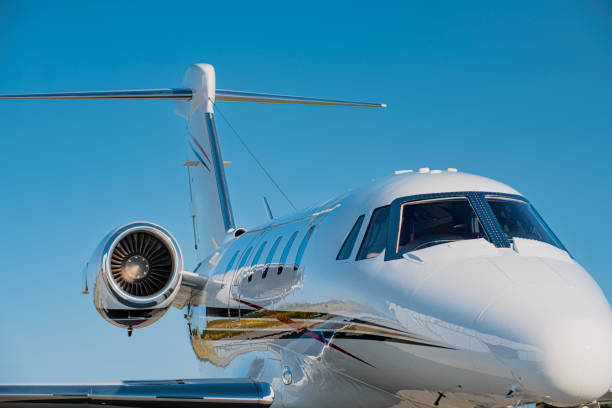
[224,226,316,277]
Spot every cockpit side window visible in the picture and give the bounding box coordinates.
[357,206,390,260]
[337,215,365,260]
[396,197,487,254]
[486,196,564,249]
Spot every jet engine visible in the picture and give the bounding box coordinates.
[84,222,184,331]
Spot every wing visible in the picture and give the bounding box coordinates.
[0,378,273,407]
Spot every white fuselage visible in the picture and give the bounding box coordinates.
[187,170,612,408]
[9,63,609,408]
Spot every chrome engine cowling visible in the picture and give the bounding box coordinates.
[85,222,183,330]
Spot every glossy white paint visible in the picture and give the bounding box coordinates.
[181,169,611,408]
[2,63,611,408]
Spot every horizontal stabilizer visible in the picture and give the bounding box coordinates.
[215,89,386,107]
[0,378,274,407]
[0,89,386,107]
[0,89,193,100]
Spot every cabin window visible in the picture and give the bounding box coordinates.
[263,236,282,278]
[357,206,390,260]
[295,226,316,266]
[225,250,240,272]
[396,197,487,254]
[278,231,299,274]
[237,246,253,269]
[266,237,282,264]
[251,241,267,266]
[486,196,564,249]
[337,215,365,260]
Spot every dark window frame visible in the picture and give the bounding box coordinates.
[395,196,489,254]
[337,215,365,260]
[384,191,568,261]
[356,206,391,261]
[485,195,566,251]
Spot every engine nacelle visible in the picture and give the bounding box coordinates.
[85,222,183,330]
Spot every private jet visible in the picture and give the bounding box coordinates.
[0,63,610,408]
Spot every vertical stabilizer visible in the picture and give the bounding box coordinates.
[175,64,235,256]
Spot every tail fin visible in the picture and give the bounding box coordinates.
[175,64,235,255]
[0,63,385,256]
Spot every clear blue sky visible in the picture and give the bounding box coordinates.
[0,1,610,382]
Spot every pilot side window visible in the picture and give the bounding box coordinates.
[486,196,563,249]
[356,206,390,260]
[396,197,487,254]
[337,215,365,260]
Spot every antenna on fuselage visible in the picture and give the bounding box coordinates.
[262,197,274,221]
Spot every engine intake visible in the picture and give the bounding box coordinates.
[110,231,173,298]
[85,222,183,330]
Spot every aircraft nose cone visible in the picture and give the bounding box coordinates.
[476,283,612,405]
[538,317,612,402]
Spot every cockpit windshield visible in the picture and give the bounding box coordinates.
[397,197,488,254]
[486,196,563,249]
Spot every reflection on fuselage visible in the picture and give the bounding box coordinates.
[188,172,612,408]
